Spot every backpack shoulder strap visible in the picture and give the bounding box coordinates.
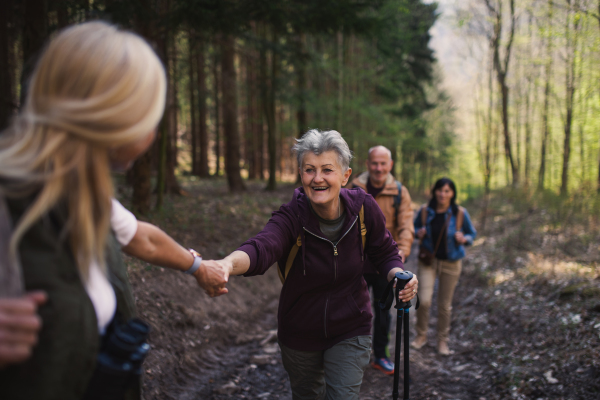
[279,235,302,284]
[359,205,366,249]
[420,205,428,227]
[393,181,402,213]
[456,206,465,232]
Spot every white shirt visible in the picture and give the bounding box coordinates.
[84,199,137,334]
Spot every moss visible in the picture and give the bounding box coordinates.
[581,286,600,298]
[559,283,586,298]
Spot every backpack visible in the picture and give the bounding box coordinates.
[277,205,367,284]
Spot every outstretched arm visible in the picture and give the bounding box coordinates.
[122,221,194,271]
[122,222,229,297]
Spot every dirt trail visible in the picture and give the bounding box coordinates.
[127,180,600,400]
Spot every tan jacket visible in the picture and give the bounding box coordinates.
[351,172,414,256]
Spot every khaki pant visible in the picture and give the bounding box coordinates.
[416,258,462,342]
[279,336,372,400]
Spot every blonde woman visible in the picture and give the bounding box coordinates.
[0,22,225,399]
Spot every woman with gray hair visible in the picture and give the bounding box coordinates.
[202,129,418,399]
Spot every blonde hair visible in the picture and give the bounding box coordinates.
[0,21,166,280]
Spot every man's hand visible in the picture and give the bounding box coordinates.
[192,260,230,297]
[454,231,467,244]
[0,291,47,368]
[398,249,405,263]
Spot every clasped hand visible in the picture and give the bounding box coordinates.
[192,259,231,297]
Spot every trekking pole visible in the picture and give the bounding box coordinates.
[380,270,414,400]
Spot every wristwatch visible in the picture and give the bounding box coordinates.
[184,249,202,275]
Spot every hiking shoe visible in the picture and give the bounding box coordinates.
[411,335,427,349]
[438,341,450,356]
[372,357,394,375]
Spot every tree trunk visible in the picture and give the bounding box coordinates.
[258,32,266,180]
[263,28,278,191]
[213,49,221,177]
[131,0,157,214]
[156,120,168,210]
[21,0,48,104]
[220,34,245,192]
[560,0,580,196]
[246,50,260,180]
[197,41,209,177]
[524,14,534,188]
[296,34,308,140]
[0,0,13,130]
[295,33,307,183]
[131,152,153,214]
[336,31,344,131]
[56,0,70,29]
[313,37,323,128]
[481,54,495,232]
[246,53,255,180]
[489,0,518,187]
[538,0,553,192]
[189,35,198,175]
[165,32,180,194]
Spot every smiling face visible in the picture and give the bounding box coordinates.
[435,184,454,209]
[300,151,352,209]
[367,147,393,187]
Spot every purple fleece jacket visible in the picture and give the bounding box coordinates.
[238,187,403,351]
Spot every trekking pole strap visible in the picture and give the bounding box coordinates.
[377,273,419,335]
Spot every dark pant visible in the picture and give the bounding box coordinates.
[279,336,372,400]
[364,273,390,359]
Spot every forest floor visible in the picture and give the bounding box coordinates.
[118,178,600,400]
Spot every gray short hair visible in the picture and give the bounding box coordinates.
[368,145,392,160]
[292,129,353,171]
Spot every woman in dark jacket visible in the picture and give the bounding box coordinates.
[412,177,476,356]
[202,129,419,400]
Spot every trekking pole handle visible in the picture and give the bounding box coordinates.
[394,271,413,310]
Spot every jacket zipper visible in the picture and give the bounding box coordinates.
[302,215,359,338]
[303,215,359,259]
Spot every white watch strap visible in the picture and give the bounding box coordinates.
[184,250,202,275]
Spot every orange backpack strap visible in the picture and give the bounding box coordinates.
[456,206,465,232]
[278,235,302,284]
[359,205,366,250]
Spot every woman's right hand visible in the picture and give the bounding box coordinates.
[0,291,47,369]
[416,227,426,239]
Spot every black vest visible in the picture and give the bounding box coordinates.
[0,197,139,400]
